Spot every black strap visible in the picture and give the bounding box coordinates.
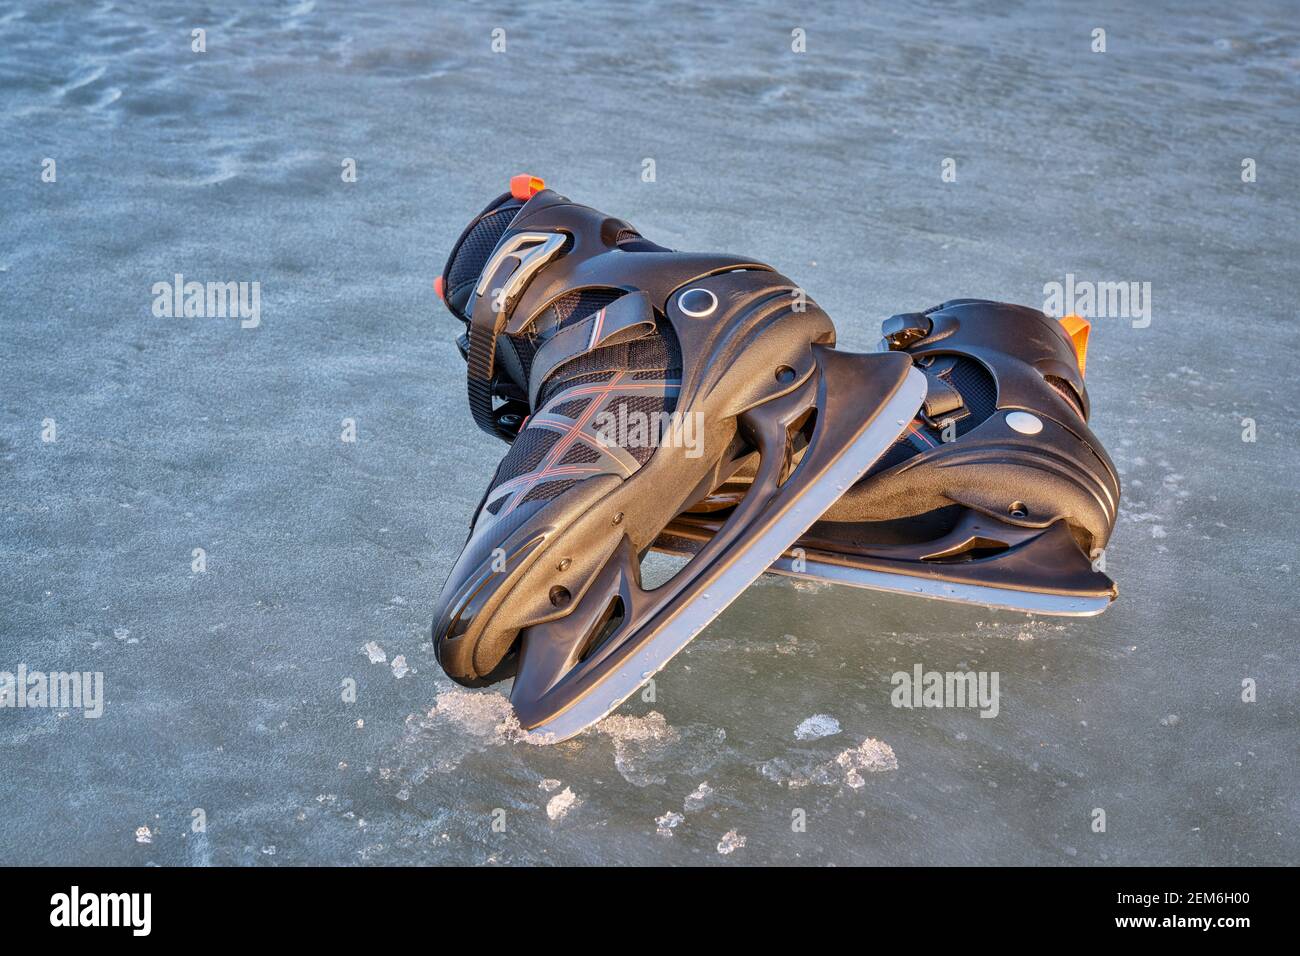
[920,357,969,423]
[466,301,512,439]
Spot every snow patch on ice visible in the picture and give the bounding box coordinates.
[363,641,387,663]
[539,778,563,792]
[546,787,579,821]
[795,714,841,740]
[390,655,409,678]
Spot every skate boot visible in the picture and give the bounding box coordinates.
[430,176,926,741]
[657,300,1121,615]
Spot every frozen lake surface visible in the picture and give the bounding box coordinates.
[1,0,1297,865]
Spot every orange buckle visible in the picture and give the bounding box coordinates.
[1059,314,1090,377]
[433,275,445,301]
[510,174,545,201]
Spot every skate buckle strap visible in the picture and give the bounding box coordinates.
[918,357,969,426]
[466,231,567,437]
[527,291,658,409]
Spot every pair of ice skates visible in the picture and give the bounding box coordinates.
[428,176,1119,742]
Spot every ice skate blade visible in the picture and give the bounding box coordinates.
[769,556,1113,616]
[518,361,928,743]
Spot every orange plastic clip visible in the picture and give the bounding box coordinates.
[433,275,445,301]
[510,174,545,201]
[1059,314,1090,377]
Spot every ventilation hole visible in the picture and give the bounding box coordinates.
[578,596,626,662]
[777,408,817,486]
[775,365,796,383]
[1009,502,1028,518]
[548,586,571,608]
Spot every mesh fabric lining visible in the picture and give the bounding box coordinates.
[600,394,676,465]
[550,398,592,418]
[447,203,521,296]
[868,357,998,476]
[521,478,577,504]
[492,429,557,489]
[537,323,681,409]
[560,444,601,465]
[527,288,626,340]
[945,357,997,437]
[537,370,616,408]
[602,393,670,418]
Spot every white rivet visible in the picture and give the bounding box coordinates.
[1006,411,1043,435]
[678,288,718,318]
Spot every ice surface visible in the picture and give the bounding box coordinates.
[2,0,1298,866]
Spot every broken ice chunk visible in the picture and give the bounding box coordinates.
[683,781,715,811]
[834,737,898,775]
[716,829,746,855]
[655,811,684,835]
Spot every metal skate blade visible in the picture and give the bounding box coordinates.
[521,365,928,743]
[768,556,1113,616]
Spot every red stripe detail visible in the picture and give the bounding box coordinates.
[908,422,937,447]
[501,372,627,516]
